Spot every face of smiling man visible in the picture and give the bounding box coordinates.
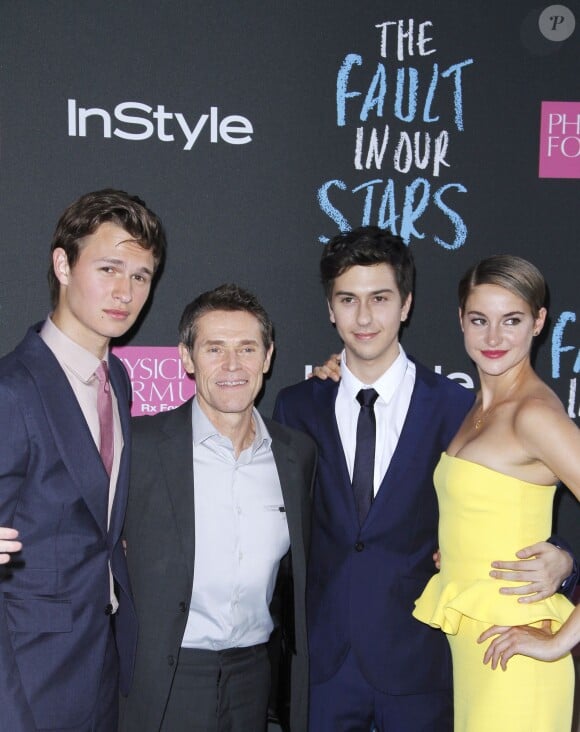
[178,309,274,431]
[328,263,412,384]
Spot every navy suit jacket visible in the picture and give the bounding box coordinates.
[0,325,137,731]
[274,360,474,695]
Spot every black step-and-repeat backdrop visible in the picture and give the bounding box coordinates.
[1,1,579,543]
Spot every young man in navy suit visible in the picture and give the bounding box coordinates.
[273,226,575,731]
[0,190,166,731]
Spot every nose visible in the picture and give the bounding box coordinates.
[356,301,372,326]
[485,322,501,346]
[113,276,132,304]
[224,349,240,371]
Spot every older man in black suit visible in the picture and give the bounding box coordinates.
[120,284,315,732]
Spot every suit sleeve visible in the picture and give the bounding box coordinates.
[548,534,579,599]
[0,385,38,730]
[272,390,288,426]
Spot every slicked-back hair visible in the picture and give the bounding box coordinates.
[458,254,546,317]
[178,283,274,352]
[320,226,415,302]
[48,188,166,307]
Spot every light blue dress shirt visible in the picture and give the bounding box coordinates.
[182,399,290,650]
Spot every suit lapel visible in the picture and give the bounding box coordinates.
[157,400,196,581]
[313,380,359,525]
[18,327,109,533]
[267,419,305,564]
[108,357,132,545]
[313,380,350,480]
[369,367,436,520]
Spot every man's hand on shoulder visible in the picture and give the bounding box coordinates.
[309,353,342,382]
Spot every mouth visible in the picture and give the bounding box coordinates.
[215,379,248,387]
[481,350,507,359]
[104,309,130,320]
[353,332,378,341]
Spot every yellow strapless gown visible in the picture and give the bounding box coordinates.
[413,452,574,732]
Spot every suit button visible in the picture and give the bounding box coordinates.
[355,542,364,552]
[167,655,175,667]
[104,603,113,615]
[179,601,187,613]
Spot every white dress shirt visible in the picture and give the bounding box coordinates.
[182,399,290,650]
[335,345,416,495]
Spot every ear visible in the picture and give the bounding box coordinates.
[458,307,465,333]
[52,248,71,286]
[327,300,336,324]
[400,293,413,322]
[533,307,548,337]
[262,343,275,374]
[178,342,195,375]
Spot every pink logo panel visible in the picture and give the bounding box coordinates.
[539,101,580,179]
[113,345,195,417]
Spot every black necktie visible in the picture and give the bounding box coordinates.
[352,388,379,525]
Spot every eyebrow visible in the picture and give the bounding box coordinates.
[467,310,526,317]
[203,338,260,346]
[97,256,154,277]
[334,288,395,297]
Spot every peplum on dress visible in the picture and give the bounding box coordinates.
[413,452,574,732]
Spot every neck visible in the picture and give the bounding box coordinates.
[200,402,256,458]
[477,360,533,409]
[51,310,109,360]
[346,348,399,385]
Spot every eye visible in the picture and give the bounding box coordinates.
[339,296,355,304]
[132,273,150,284]
[373,295,387,303]
[504,317,521,326]
[470,317,486,326]
[100,266,116,274]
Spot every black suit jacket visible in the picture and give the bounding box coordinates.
[119,397,315,732]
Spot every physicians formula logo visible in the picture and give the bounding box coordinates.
[113,346,195,417]
[68,99,254,150]
[539,101,580,178]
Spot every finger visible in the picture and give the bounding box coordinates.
[490,560,537,571]
[488,646,500,670]
[0,540,22,554]
[478,625,509,643]
[498,582,536,595]
[0,528,19,540]
[515,542,543,559]
[311,367,329,380]
[517,590,551,603]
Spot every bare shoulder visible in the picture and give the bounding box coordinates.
[513,381,568,433]
[513,381,580,481]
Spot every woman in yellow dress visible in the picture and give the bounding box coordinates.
[413,255,580,732]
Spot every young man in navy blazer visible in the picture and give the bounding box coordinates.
[0,190,166,732]
[274,226,576,731]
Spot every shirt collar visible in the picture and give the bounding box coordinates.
[40,316,105,383]
[192,397,271,452]
[341,345,410,406]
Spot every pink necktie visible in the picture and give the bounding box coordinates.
[95,361,114,476]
